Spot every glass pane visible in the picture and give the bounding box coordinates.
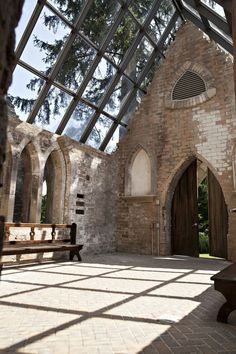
[55,35,97,92]
[81,0,121,47]
[140,56,163,91]
[163,22,180,52]
[105,14,139,65]
[34,86,73,132]
[104,125,120,154]
[181,0,201,19]
[148,1,175,42]
[129,0,155,24]
[200,0,226,19]
[47,0,86,23]
[125,36,154,81]
[20,7,70,74]
[209,21,232,43]
[121,92,143,125]
[82,58,116,105]
[15,0,37,47]
[86,115,113,149]
[8,65,45,121]
[104,76,133,117]
[63,101,95,141]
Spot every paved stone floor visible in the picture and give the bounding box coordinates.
[0,253,236,354]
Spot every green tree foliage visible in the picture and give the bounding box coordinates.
[10,0,176,142]
[198,178,209,253]
[40,194,47,223]
[199,232,209,254]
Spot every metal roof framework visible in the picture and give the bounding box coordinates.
[10,0,233,153]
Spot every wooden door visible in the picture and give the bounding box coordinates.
[208,169,228,258]
[171,160,199,257]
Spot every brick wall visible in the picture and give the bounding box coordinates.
[1,115,117,262]
[116,22,236,261]
[2,22,236,262]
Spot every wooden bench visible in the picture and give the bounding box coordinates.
[1,222,83,264]
[211,263,236,323]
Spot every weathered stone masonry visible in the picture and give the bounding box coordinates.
[2,22,236,262]
[116,22,236,261]
[1,115,117,260]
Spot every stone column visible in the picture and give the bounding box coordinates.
[233,3,236,103]
[0,0,24,265]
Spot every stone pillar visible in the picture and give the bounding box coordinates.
[0,0,24,265]
[229,2,236,261]
[232,2,236,102]
[4,151,18,222]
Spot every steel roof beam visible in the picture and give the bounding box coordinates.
[26,0,94,124]
[185,0,231,35]
[172,0,186,21]
[193,0,210,32]
[214,0,232,13]
[224,9,232,34]
[181,7,233,54]
[15,0,46,62]
[55,0,133,134]
[17,57,127,128]
[79,0,165,144]
[99,11,180,151]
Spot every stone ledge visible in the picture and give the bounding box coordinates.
[165,87,216,109]
[122,195,158,203]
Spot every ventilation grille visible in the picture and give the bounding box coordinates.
[172,70,206,100]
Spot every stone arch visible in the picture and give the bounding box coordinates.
[0,142,13,219]
[232,143,236,191]
[13,142,40,222]
[125,145,152,196]
[41,149,66,223]
[163,154,228,256]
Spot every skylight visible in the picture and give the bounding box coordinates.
[8,0,232,153]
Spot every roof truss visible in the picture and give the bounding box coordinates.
[9,0,233,153]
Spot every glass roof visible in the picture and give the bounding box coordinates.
[8,0,232,153]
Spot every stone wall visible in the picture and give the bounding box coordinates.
[2,21,236,262]
[1,115,117,261]
[0,0,24,263]
[116,22,236,261]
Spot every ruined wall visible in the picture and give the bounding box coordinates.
[116,22,236,261]
[0,0,24,264]
[1,114,117,261]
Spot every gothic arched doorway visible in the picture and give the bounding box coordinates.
[171,159,228,258]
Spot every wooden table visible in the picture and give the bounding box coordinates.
[211,263,236,323]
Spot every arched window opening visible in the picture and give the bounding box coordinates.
[172,70,206,100]
[40,180,47,223]
[130,149,151,196]
[41,154,55,223]
[13,148,32,222]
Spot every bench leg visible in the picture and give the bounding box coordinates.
[217,301,234,323]
[69,249,82,262]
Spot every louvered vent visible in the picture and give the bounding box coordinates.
[172,70,206,100]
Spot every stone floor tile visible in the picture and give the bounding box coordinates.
[1,254,236,354]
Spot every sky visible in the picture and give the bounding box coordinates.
[9,0,121,152]
[8,0,228,153]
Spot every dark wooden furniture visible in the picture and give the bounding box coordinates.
[211,263,236,323]
[1,222,83,262]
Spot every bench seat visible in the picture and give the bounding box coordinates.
[1,222,83,264]
[2,243,83,259]
[211,263,236,323]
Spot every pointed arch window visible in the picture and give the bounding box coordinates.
[130,149,151,196]
[172,70,206,100]
[40,151,64,223]
[13,147,32,222]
